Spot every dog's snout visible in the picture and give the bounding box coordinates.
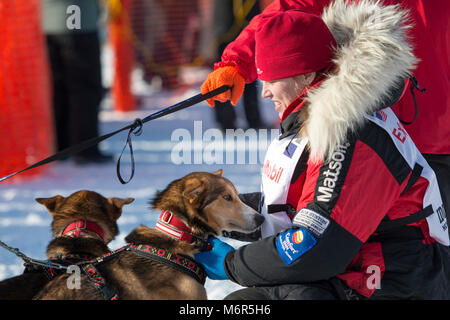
[255,214,266,226]
[254,213,265,227]
[242,205,265,230]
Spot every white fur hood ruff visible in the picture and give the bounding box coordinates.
[302,0,418,161]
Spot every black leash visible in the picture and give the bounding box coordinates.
[0,85,230,184]
[0,239,70,271]
[0,238,128,273]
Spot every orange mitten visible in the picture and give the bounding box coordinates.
[200,66,245,107]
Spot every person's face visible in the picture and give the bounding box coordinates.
[261,77,304,118]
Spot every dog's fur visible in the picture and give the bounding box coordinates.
[0,190,133,300]
[0,269,50,300]
[35,170,264,300]
[300,0,417,161]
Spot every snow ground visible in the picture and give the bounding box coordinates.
[0,66,280,300]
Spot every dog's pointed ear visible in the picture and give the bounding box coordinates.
[212,169,223,176]
[108,197,134,209]
[108,197,134,220]
[183,177,207,204]
[35,195,65,217]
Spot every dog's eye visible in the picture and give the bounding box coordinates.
[223,194,233,201]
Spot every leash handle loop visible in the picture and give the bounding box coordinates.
[116,118,143,185]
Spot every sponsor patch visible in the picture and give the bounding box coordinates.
[292,230,303,244]
[316,143,351,203]
[262,160,284,184]
[293,208,330,238]
[276,228,316,265]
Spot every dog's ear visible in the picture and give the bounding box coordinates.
[35,195,65,217]
[108,197,135,209]
[108,197,134,219]
[212,169,223,176]
[183,177,207,204]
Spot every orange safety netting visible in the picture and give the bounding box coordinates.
[109,0,137,112]
[108,0,273,113]
[0,0,53,181]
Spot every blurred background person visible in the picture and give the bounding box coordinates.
[130,0,201,90]
[212,0,267,130]
[42,0,112,165]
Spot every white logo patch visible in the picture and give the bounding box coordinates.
[293,208,330,237]
[317,143,350,203]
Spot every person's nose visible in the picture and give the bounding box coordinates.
[261,82,272,99]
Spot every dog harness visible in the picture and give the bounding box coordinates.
[127,243,207,285]
[22,242,207,300]
[24,253,119,300]
[4,214,210,299]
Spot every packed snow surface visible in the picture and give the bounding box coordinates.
[0,76,279,299]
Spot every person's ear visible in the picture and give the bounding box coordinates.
[300,72,316,86]
[297,72,315,85]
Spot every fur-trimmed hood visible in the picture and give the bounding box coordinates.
[301,0,418,161]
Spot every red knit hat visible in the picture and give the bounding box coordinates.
[255,10,336,81]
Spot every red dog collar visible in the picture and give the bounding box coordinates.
[62,220,105,242]
[155,210,212,251]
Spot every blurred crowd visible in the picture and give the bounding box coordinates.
[40,0,270,166]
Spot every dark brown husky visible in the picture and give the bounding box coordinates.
[35,170,264,300]
[0,190,133,300]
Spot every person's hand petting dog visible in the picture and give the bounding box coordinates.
[194,237,235,280]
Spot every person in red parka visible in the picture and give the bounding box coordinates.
[196,0,450,300]
[201,0,450,221]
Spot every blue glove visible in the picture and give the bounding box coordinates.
[194,237,234,280]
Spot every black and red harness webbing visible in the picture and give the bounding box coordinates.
[19,242,206,300]
[24,253,119,300]
[80,243,206,284]
[127,243,206,285]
